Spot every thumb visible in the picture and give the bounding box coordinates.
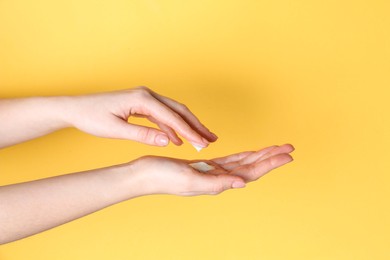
[195,174,246,195]
[114,120,170,146]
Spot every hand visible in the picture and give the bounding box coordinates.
[129,144,294,196]
[211,143,294,182]
[0,144,294,243]
[63,87,217,147]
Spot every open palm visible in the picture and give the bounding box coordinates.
[209,143,294,182]
[133,144,294,196]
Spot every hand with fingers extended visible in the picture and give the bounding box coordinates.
[62,86,216,148]
[0,86,216,148]
[0,86,295,244]
[0,144,294,244]
[130,144,294,196]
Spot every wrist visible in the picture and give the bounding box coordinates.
[44,96,74,129]
[30,95,74,131]
[107,161,150,201]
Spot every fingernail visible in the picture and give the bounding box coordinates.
[201,137,210,144]
[232,181,246,189]
[156,135,169,146]
[210,132,218,140]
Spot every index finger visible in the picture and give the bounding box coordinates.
[149,89,218,142]
[231,153,293,182]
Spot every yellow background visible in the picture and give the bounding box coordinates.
[1,0,389,259]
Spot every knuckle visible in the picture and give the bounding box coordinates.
[167,111,183,125]
[136,86,150,91]
[247,166,259,181]
[134,86,152,99]
[136,127,152,142]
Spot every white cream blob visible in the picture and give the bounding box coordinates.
[191,143,204,152]
[189,162,215,172]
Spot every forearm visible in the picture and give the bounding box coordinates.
[0,96,71,148]
[0,145,294,244]
[0,162,142,244]
[0,88,217,148]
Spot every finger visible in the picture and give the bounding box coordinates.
[219,144,295,171]
[212,151,254,165]
[155,122,183,145]
[220,146,279,170]
[211,144,280,165]
[257,144,295,162]
[145,98,210,147]
[232,153,293,182]
[129,114,183,145]
[147,117,183,145]
[240,145,279,164]
[191,173,246,195]
[149,90,218,142]
[112,118,170,146]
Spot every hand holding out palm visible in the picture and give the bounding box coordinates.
[131,144,294,196]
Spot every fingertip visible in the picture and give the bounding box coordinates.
[283,143,295,152]
[275,153,294,166]
[207,132,218,142]
[170,136,183,146]
[286,153,294,162]
[175,140,184,146]
[232,180,246,189]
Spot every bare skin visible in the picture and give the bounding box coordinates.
[0,87,216,148]
[0,87,294,244]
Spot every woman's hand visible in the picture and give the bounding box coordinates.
[0,144,294,244]
[130,144,294,196]
[62,87,216,147]
[0,87,216,148]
